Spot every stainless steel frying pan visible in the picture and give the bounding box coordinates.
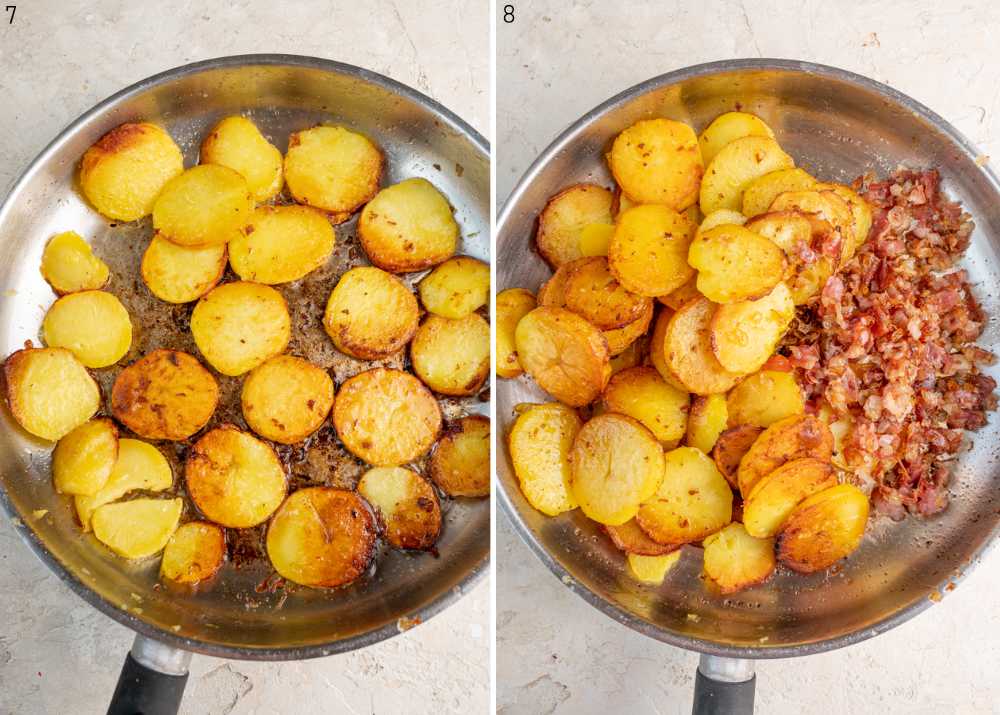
[0,55,489,713]
[496,59,1000,712]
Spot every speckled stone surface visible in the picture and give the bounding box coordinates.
[497,2,1000,713]
[0,2,488,714]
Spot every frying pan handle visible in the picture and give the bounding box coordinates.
[691,654,756,715]
[107,634,192,715]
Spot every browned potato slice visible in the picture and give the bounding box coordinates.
[658,297,741,395]
[608,204,695,297]
[603,301,653,356]
[815,182,873,250]
[186,425,287,528]
[697,111,775,166]
[647,308,683,392]
[419,256,490,318]
[141,235,227,304]
[743,457,837,537]
[93,498,182,559]
[74,438,173,531]
[200,116,283,202]
[605,518,679,555]
[4,347,99,441]
[699,136,794,215]
[688,224,787,304]
[744,210,837,305]
[604,366,689,443]
[332,368,442,466]
[241,355,334,444]
[737,414,833,496]
[42,290,132,368]
[536,262,573,307]
[777,484,870,573]
[411,313,490,396]
[284,125,382,215]
[697,209,747,235]
[710,282,795,374]
[611,187,637,216]
[579,222,616,257]
[515,307,611,407]
[571,413,664,525]
[770,189,855,263]
[79,122,183,222]
[741,168,816,218]
[496,288,537,378]
[229,205,334,284]
[657,276,701,310]
[536,183,614,267]
[153,165,253,247]
[323,266,419,360]
[357,466,441,550]
[266,487,377,588]
[431,414,490,498]
[727,369,804,428]
[636,446,732,544]
[702,522,775,593]
[52,418,118,496]
[627,551,682,584]
[686,394,728,454]
[712,425,763,489]
[40,231,109,295]
[160,521,226,584]
[608,119,703,210]
[359,178,458,273]
[563,257,650,330]
[610,335,646,375]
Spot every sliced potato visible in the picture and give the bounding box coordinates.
[411,313,489,396]
[141,235,227,304]
[571,413,664,526]
[741,168,816,218]
[563,257,650,330]
[579,222,616,257]
[604,366,689,443]
[285,125,382,215]
[697,209,747,235]
[111,349,219,440]
[702,522,775,593]
[185,425,287,528]
[816,182,873,250]
[606,518,679,556]
[656,277,700,311]
[609,334,646,375]
[79,122,183,222]
[699,136,794,215]
[153,165,253,247]
[536,261,573,307]
[658,297,741,395]
[74,438,173,531]
[777,484,870,573]
[496,288,537,378]
[419,256,490,318]
[712,425,763,489]
[323,266,419,360]
[686,394,728,454]
[200,115,283,202]
[52,418,118,496]
[737,414,833,496]
[743,457,837,537]
[769,189,855,263]
[727,370,804,428]
[744,210,836,305]
[627,551,682,584]
[160,521,226,584]
[710,282,795,374]
[697,111,775,166]
[332,368,442,466]
[636,446,732,544]
[92,498,182,559]
[42,290,132,368]
[688,224,787,304]
[229,205,335,284]
[357,466,441,550]
[611,187,637,216]
[40,231,109,295]
[602,301,653,356]
[431,414,490,498]
[536,183,614,267]
[241,354,334,444]
[608,204,695,297]
[358,177,458,273]
[4,347,99,441]
[608,119,703,210]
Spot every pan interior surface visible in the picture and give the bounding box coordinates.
[0,57,489,658]
[497,61,1000,657]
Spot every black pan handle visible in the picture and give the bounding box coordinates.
[691,654,756,715]
[107,635,192,715]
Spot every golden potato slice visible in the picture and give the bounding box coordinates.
[40,231,109,295]
[743,457,836,538]
[191,281,290,376]
[185,425,287,528]
[52,418,118,496]
[628,551,682,584]
[419,256,490,318]
[816,182,873,251]
[611,187,637,216]
[571,413,664,526]
[605,518,679,555]
[431,414,490,498]
[153,165,253,247]
[610,335,645,375]
[702,522,775,593]
[727,369,804,428]
[696,209,747,236]
[657,276,701,311]
[359,177,458,273]
[4,347,99,441]
[332,367,442,466]
[604,366,689,443]
[777,484,870,573]
[266,487,377,588]
[411,313,489,396]
[683,203,703,226]
[284,125,382,215]
[323,266,419,360]
[769,189,855,263]
[515,307,611,407]
[710,281,795,374]
[741,168,816,218]
[563,257,651,330]
[688,224,787,304]
[699,136,794,215]
[712,425,763,488]
[536,183,614,267]
[200,116,283,202]
[229,205,334,284]
[737,414,833,496]
[636,446,732,544]
[686,394,728,454]
[608,118,703,210]
[74,438,173,531]
[496,288,537,378]
[160,521,226,584]
[93,498,182,559]
[241,355,334,444]
[608,204,695,297]
[79,122,183,222]
[42,290,132,368]
[579,222,616,257]
[141,235,227,304]
[744,210,837,305]
[657,297,740,395]
[697,111,775,166]
[357,466,441,550]
[536,262,573,307]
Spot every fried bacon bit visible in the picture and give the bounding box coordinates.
[782,169,996,518]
